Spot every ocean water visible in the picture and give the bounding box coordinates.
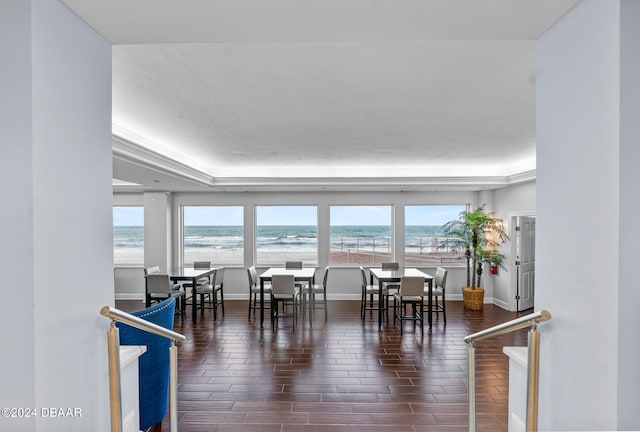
[114,224,453,265]
[114,225,447,251]
[113,226,145,248]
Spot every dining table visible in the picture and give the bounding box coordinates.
[169,266,220,325]
[369,267,434,331]
[258,267,316,328]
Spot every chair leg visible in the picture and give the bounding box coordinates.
[399,300,403,336]
[220,288,225,315]
[386,296,389,321]
[272,298,276,332]
[324,292,328,321]
[212,291,218,321]
[442,293,447,325]
[393,298,400,334]
[293,297,297,332]
[412,304,416,329]
[393,298,396,326]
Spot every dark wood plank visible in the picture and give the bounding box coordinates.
[115,299,528,432]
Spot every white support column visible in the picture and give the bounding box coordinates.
[317,203,330,272]
[144,192,173,271]
[394,204,405,266]
[537,1,640,429]
[1,1,113,430]
[244,204,255,266]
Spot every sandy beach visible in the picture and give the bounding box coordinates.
[115,247,461,267]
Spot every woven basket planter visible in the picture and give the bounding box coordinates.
[462,287,484,310]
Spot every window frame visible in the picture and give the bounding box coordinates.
[404,204,469,267]
[329,204,394,267]
[113,205,144,266]
[180,205,245,267]
[254,205,319,267]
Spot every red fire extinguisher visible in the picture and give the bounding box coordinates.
[490,264,498,275]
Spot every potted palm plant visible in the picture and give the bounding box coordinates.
[441,205,508,310]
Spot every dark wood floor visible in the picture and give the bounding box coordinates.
[116,299,530,432]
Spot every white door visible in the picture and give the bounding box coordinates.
[515,216,535,311]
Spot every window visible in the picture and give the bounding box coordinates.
[330,205,392,265]
[113,206,144,265]
[255,206,318,266]
[182,206,244,266]
[405,205,467,265]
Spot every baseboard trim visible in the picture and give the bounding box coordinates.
[115,293,145,301]
[492,297,510,310]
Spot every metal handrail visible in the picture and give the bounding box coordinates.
[100,305,186,432]
[464,309,552,432]
[101,306,186,342]
[464,309,551,343]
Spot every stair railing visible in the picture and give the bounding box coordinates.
[464,309,552,432]
[100,305,186,432]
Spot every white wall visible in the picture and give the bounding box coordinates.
[493,180,536,309]
[1,1,113,430]
[537,0,640,429]
[617,0,640,428]
[144,192,173,271]
[114,267,146,300]
[1,0,37,421]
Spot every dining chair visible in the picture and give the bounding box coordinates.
[381,262,401,319]
[117,297,176,431]
[302,266,329,322]
[182,261,213,316]
[247,266,271,320]
[144,265,161,276]
[425,267,448,324]
[393,276,425,336]
[193,261,212,284]
[285,260,306,291]
[144,265,181,294]
[144,273,185,319]
[211,267,225,320]
[360,266,387,320]
[193,268,224,321]
[271,274,299,332]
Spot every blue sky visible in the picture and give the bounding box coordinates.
[114,204,466,226]
[330,206,390,225]
[256,206,316,225]
[184,206,243,226]
[113,206,144,226]
[405,205,465,225]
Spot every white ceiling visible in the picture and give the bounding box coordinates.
[62,0,579,192]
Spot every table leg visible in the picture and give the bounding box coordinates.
[192,277,198,325]
[378,279,384,330]
[309,276,315,326]
[427,279,433,330]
